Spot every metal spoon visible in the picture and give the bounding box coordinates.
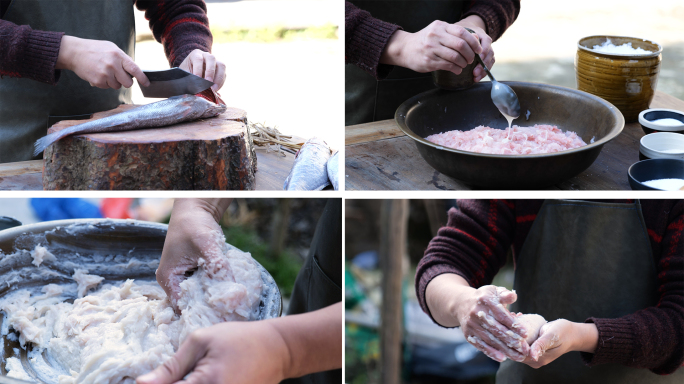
[464,28,521,120]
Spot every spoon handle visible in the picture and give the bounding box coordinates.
[463,27,496,82]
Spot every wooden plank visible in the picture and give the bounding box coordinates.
[0,160,42,177]
[345,91,684,190]
[345,120,405,145]
[379,199,408,384]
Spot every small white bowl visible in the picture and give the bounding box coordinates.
[638,108,684,134]
[640,132,684,160]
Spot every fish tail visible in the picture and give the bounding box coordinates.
[33,131,66,157]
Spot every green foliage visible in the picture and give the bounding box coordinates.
[211,24,338,44]
[221,225,302,297]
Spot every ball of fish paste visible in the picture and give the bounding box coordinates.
[513,313,547,343]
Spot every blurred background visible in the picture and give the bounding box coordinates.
[132,0,341,149]
[491,0,684,100]
[0,198,330,298]
[345,200,514,384]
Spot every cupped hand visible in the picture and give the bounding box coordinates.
[458,286,530,362]
[380,20,483,75]
[157,199,232,312]
[453,17,494,82]
[521,319,599,369]
[56,35,150,89]
[179,49,227,91]
[136,321,289,384]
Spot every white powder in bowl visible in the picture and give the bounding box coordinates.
[651,118,683,127]
[590,38,653,55]
[642,178,684,190]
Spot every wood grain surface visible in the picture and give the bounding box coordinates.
[345,90,684,190]
[42,104,257,190]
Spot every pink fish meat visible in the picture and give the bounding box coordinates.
[425,125,588,155]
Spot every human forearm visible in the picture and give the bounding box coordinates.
[426,273,475,327]
[344,1,401,79]
[172,198,233,224]
[135,0,211,67]
[462,0,520,41]
[273,302,343,379]
[0,20,63,84]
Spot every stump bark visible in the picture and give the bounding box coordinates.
[42,105,257,190]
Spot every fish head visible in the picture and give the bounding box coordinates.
[198,98,227,118]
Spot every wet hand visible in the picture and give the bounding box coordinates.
[136,321,289,384]
[56,35,150,89]
[522,319,598,368]
[157,199,232,312]
[457,286,531,362]
[179,49,227,91]
[380,20,483,75]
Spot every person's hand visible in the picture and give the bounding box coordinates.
[136,321,289,384]
[179,49,226,91]
[157,199,232,312]
[454,15,494,82]
[521,319,599,368]
[380,20,483,75]
[56,35,150,89]
[457,285,531,362]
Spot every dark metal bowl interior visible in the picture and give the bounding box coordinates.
[396,82,625,189]
[0,219,281,384]
[628,159,684,190]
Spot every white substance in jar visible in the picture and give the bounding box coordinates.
[642,178,684,190]
[590,38,653,55]
[0,234,263,384]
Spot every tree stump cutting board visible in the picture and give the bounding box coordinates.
[42,105,257,190]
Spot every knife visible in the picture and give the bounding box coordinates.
[140,67,215,98]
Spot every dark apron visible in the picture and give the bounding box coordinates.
[497,200,683,384]
[0,0,135,163]
[345,1,465,125]
[282,199,342,384]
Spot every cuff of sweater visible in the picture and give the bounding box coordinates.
[347,16,401,79]
[580,317,636,367]
[417,265,471,328]
[462,7,502,41]
[23,30,64,85]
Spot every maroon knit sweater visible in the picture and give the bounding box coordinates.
[0,0,211,85]
[345,0,520,79]
[416,199,684,375]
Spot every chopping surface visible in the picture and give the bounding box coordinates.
[345,91,684,190]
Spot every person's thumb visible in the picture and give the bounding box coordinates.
[136,332,206,384]
[530,323,555,361]
[496,287,517,306]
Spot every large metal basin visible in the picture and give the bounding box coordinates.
[0,219,281,384]
[396,82,625,189]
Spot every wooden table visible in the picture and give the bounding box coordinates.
[345,91,684,190]
[0,149,295,190]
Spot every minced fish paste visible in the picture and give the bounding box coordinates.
[426,125,588,155]
[0,233,263,384]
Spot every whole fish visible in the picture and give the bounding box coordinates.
[34,94,226,156]
[283,137,332,191]
[326,151,339,191]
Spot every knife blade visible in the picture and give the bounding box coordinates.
[141,67,215,98]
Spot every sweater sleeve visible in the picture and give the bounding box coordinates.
[0,19,64,84]
[580,200,684,375]
[135,0,212,68]
[462,0,521,42]
[415,199,516,323]
[344,1,401,80]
